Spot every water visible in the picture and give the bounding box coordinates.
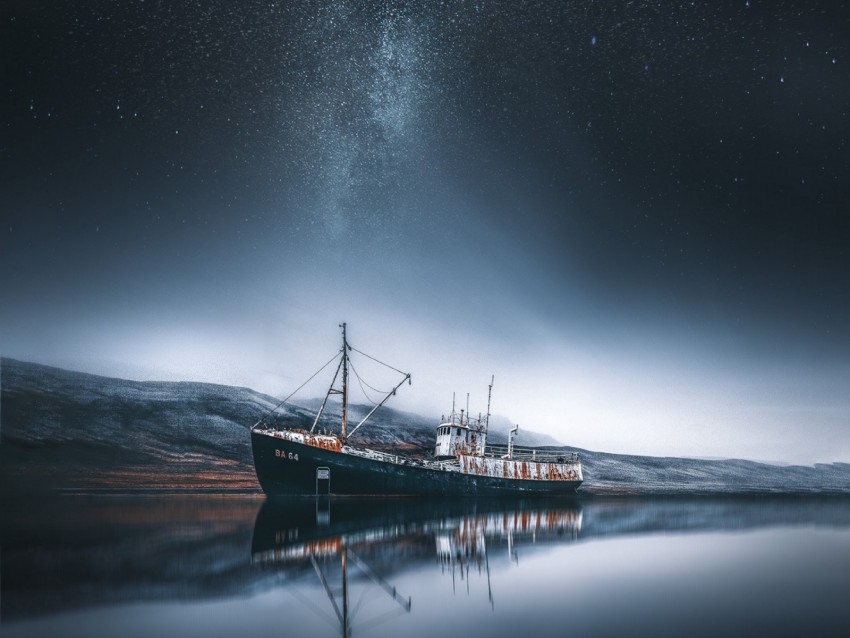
[2,495,849,637]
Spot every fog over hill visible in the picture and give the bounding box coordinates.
[2,358,849,494]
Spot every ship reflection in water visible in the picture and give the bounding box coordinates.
[2,496,850,637]
[251,499,583,634]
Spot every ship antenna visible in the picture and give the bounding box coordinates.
[485,375,494,434]
[465,393,470,426]
[341,322,349,442]
[452,392,456,422]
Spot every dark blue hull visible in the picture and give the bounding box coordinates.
[251,430,582,496]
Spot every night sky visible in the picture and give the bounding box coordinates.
[3,1,849,463]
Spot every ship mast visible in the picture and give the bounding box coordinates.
[310,322,410,443]
[341,322,349,442]
[485,375,494,433]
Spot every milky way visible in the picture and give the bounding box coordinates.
[2,1,849,462]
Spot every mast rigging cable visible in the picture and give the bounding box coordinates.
[252,351,340,428]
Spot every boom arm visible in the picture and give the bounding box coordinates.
[345,373,411,441]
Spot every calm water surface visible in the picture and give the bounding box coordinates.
[2,495,849,637]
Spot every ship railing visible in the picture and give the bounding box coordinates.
[483,444,580,464]
[342,446,460,472]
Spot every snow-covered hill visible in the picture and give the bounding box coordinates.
[2,358,848,494]
[0,358,556,491]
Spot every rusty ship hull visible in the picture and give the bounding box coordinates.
[251,429,583,497]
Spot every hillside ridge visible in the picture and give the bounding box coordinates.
[2,357,849,494]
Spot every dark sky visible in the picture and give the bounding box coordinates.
[2,1,849,462]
